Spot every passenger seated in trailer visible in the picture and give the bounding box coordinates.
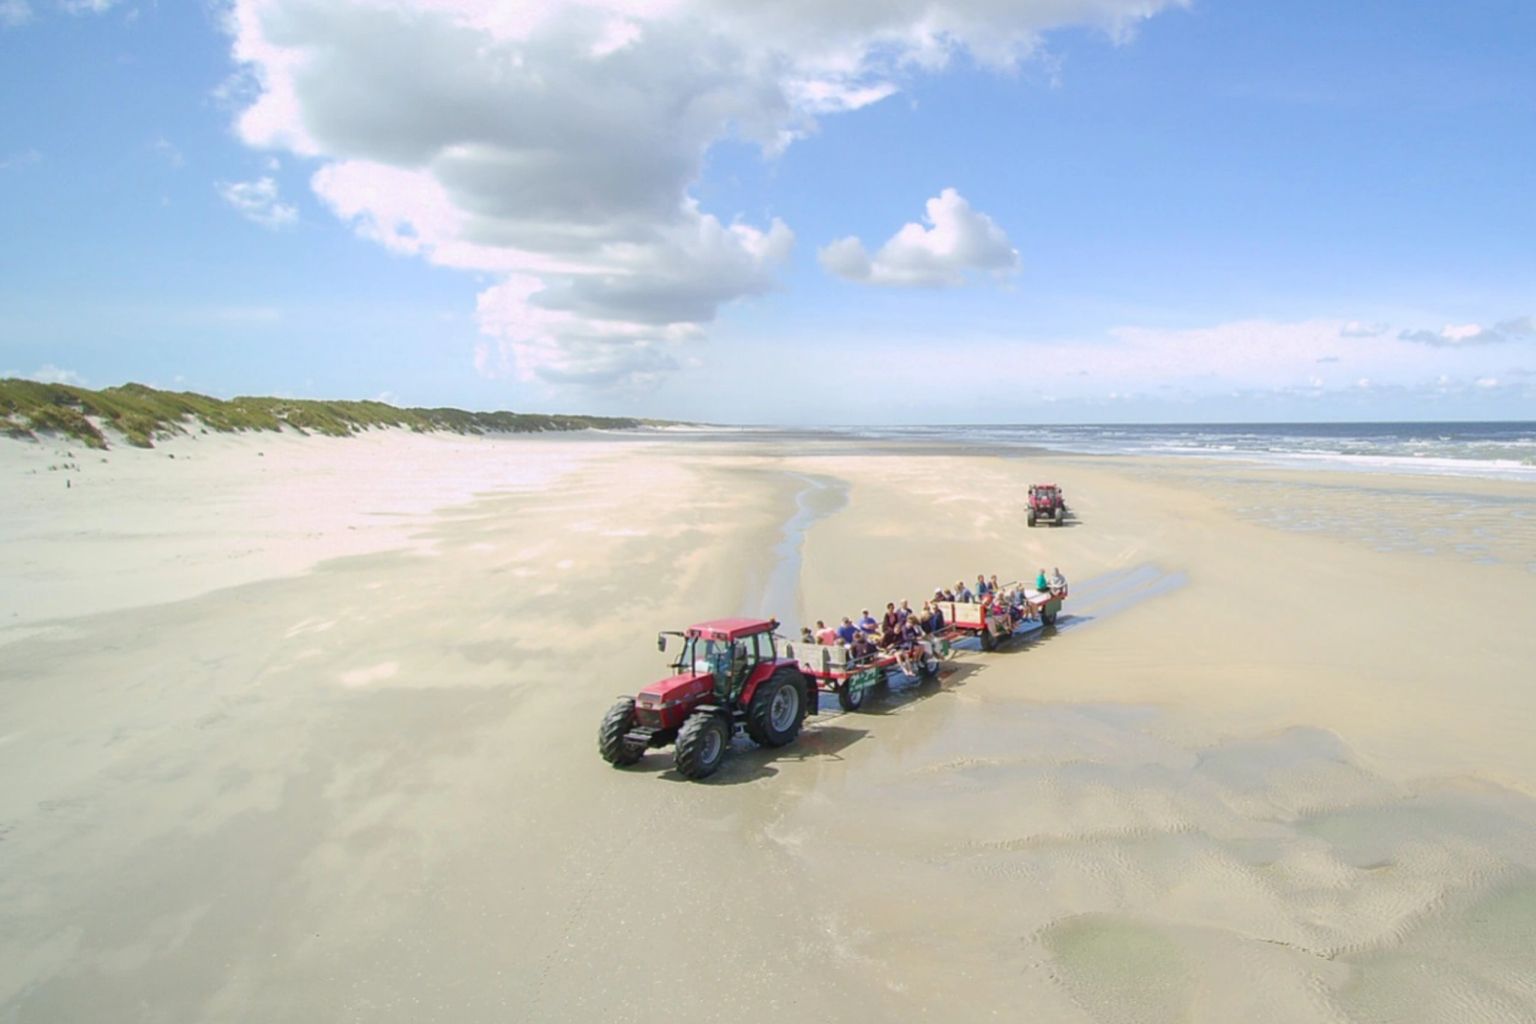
[900,619,936,676]
[975,573,991,597]
[815,619,839,645]
[955,579,973,602]
[1050,567,1068,595]
[880,602,901,647]
[1018,590,1036,622]
[800,626,815,644]
[892,620,920,676]
[988,574,1002,596]
[1036,568,1050,592]
[836,616,857,644]
[898,599,914,622]
[858,608,879,636]
[849,631,876,665]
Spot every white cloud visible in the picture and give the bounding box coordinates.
[1398,316,1535,347]
[819,188,1019,287]
[217,176,298,229]
[18,364,86,385]
[224,0,1184,386]
[0,147,41,169]
[151,137,185,168]
[841,315,1536,405]
[1339,320,1386,338]
[0,0,31,28]
[58,0,121,13]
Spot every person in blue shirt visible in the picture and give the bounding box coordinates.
[836,616,857,645]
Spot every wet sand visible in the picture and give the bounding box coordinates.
[2,430,1534,1023]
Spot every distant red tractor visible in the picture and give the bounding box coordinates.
[1027,483,1067,527]
[598,618,812,780]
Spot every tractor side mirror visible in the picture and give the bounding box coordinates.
[657,634,667,653]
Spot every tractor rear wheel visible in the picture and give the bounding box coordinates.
[675,712,729,779]
[598,698,644,767]
[746,667,808,747]
[837,680,866,712]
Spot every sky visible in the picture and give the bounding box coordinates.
[1,0,1533,424]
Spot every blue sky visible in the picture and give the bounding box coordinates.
[1,0,1533,423]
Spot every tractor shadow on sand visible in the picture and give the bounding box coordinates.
[641,723,873,786]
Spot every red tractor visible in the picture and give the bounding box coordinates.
[597,618,813,780]
[1027,483,1067,527]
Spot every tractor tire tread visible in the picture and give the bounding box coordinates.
[598,698,644,767]
[745,667,808,747]
[675,712,727,780]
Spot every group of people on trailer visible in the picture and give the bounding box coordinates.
[797,568,1068,678]
[799,598,942,678]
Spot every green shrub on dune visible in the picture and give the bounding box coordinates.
[0,379,664,449]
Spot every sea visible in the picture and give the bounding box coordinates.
[843,421,1536,481]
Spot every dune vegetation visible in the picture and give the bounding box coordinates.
[0,379,666,449]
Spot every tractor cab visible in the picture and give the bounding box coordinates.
[658,618,779,702]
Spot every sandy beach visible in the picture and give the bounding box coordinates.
[3,428,1535,1023]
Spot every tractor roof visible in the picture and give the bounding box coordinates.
[687,617,776,641]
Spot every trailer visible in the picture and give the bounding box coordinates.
[936,585,1066,652]
[788,584,1069,711]
[786,637,946,712]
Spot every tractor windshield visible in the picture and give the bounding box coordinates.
[680,631,774,699]
[681,637,733,677]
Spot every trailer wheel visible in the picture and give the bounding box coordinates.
[919,656,940,681]
[979,628,996,652]
[837,681,866,712]
[675,712,728,779]
[745,667,807,747]
[1042,607,1058,627]
[598,698,644,767]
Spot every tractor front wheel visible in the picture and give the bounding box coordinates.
[1027,510,1037,527]
[1054,506,1065,526]
[598,698,644,767]
[675,712,729,779]
[746,668,808,747]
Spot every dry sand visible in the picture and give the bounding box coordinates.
[2,428,1534,1023]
